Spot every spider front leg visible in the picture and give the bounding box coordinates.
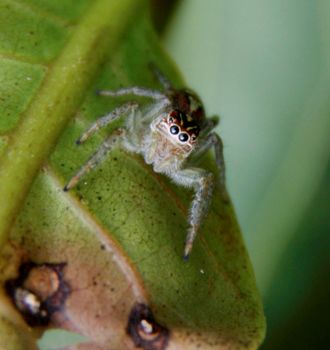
[64,128,126,191]
[192,132,227,200]
[171,168,214,260]
[64,101,138,191]
[97,87,167,100]
[76,102,138,144]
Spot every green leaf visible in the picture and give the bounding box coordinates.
[37,329,89,350]
[0,0,141,245]
[0,1,265,349]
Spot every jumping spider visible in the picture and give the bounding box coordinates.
[64,67,227,259]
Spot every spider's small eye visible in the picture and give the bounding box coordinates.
[170,125,180,135]
[168,110,179,124]
[191,134,197,141]
[178,133,189,142]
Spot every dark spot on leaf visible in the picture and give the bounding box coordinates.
[5,261,70,327]
[127,303,170,350]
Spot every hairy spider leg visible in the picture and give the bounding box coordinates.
[212,134,226,191]
[63,128,125,191]
[191,132,227,198]
[171,168,214,260]
[149,63,173,90]
[133,98,170,124]
[97,87,166,100]
[77,102,138,144]
[199,116,219,137]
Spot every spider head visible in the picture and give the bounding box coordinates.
[165,109,200,146]
[153,89,205,152]
[163,89,205,147]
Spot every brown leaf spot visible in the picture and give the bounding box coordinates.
[127,303,170,350]
[5,261,70,327]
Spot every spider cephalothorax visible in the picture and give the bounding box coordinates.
[167,89,205,138]
[153,89,205,156]
[166,109,200,143]
[153,109,200,155]
[64,67,226,259]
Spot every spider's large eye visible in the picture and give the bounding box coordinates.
[170,125,179,135]
[178,133,189,142]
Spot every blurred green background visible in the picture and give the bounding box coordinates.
[161,0,330,349]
